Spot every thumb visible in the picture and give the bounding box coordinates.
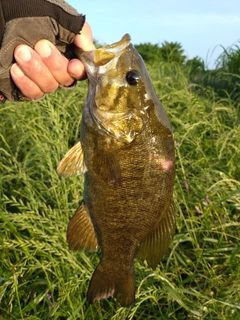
[74,22,96,51]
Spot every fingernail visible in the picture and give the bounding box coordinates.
[15,47,32,62]
[36,42,52,58]
[11,64,24,78]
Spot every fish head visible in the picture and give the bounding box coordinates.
[78,34,171,143]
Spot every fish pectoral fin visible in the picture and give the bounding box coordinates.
[93,151,122,184]
[136,198,176,269]
[67,202,98,252]
[57,141,85,178]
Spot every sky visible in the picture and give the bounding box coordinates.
[68,0,240,69]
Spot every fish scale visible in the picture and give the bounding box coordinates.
[57,34,175,307]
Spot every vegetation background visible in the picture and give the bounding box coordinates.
[0,41,240,319]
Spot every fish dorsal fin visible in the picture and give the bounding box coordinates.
[67,202,98,252]
[57,141,85,178]
[136,198,175,269]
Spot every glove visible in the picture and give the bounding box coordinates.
[0,0,85,102]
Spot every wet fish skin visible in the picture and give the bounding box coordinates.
[57,34,176,307]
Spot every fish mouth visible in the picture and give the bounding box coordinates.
[78,34,132,70]
[93,34,131,66]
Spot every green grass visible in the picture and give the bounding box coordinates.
[0,63,240,319]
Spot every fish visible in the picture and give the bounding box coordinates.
[57,34,176,307]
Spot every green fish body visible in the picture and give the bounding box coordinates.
[57,34,175,307]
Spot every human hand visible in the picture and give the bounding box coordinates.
[10,22,95,100]
[0,0,94,102]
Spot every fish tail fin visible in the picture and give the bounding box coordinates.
[87,262,135,307]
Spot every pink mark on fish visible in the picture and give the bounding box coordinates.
[161,159,174,171]
[150,153,174,171]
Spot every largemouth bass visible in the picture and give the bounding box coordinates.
[57,34,175,307]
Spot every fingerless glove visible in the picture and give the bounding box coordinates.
[0,0,85,101]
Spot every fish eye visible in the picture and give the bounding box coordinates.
[126,70,139,85]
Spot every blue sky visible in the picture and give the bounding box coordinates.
[68,0,240,69]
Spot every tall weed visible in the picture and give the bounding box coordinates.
[0,63,239,319]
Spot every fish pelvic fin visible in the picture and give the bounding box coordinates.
[67,202,98,252]
[57,141,85,178]
[136,198,176,269]
[87,262,135,307]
